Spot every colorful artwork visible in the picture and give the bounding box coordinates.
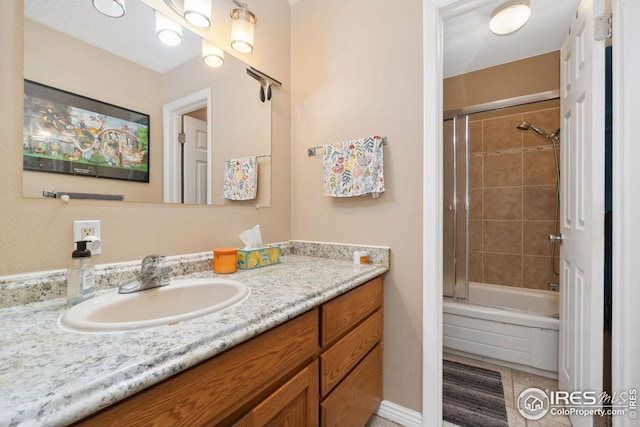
[23,80,150,183]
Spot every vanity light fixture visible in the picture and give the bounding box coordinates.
[162,0,212,28]
[156,11,183,46]
[489,0,531,35]
[230,0,257,54]
[202,39,224,68]
[183,0,212,28]
[92,0,125,18]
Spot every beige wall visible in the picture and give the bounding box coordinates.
[0,0,291,275]
[291,0,424,412]
[162,53,272,207]
[444,51,560,112]
[23,19,164,203]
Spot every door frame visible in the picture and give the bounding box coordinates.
[163,88,212,204]
[422,0,640,426]
[611,3,640,427]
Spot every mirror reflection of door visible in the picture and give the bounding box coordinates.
[182,110,208,205]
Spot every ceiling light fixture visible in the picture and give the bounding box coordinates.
[162,0,212,28]
[230,1,257,54]
[156,11,183,46]
[92,0,125,18]
[202,39,224,68]
[183,0,212,28]
[489,0,531,35]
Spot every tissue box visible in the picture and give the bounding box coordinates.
[237,246,280,270]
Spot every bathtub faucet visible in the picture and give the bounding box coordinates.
[548,283,559,291]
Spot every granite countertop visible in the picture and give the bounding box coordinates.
[0,255,387,427]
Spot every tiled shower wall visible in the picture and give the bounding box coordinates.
[468,106,560,290]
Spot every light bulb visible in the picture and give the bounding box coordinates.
[156,12,183,46]
[184,0,212,28]
[92,0,125,18]
[202,40,224,68]
[230,8,256,53]
[489,1,531,35]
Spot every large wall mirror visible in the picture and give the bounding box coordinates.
[23,0,273,206]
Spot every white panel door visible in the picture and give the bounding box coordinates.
[183,116,208,205]
[559,0,605,426]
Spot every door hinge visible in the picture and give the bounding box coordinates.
[595,14,612,41]
[178,132,186,144]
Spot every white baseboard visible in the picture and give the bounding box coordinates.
[376,400,423,427]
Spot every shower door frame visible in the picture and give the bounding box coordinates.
[443,90,560,302]
[443,115,469,301]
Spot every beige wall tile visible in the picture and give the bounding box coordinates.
[484,153,523,187]
[464,105,561,293]
[469,156,483,189]
[484,253,523,286]
[523,150,558,185]
[483,114,523,152]
[483,220,523,254]
[483,187,523,220]
[523,255,560,290]
[469,251,483,283]
[470,120,483,154]
[469,220,483,252]
[469,188,483,220]
[522,108,561,148]
[523,185,557,220]
[523,220,556,256]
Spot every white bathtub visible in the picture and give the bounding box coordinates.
[443,282,559,379]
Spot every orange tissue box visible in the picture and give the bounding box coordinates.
[237,246,280,270]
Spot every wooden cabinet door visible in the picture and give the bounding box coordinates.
[234,360,319,427]
[321,345,382,427]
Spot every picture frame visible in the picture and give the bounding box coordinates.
[23,80,150,183]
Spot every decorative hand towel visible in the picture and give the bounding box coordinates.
[323,136,385,198]
[223,156,258,200]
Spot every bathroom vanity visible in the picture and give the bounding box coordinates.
[77,276,383,426]
[0,244,388,426]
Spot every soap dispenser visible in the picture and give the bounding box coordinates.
[67,240,95,306]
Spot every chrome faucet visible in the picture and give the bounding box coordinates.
[118,255,170,294]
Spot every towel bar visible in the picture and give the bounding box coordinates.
[43,191,124,201]
[307,136,387,157]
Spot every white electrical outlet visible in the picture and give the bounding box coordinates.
[73,220,101,254]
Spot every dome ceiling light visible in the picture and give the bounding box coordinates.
[489,0,531,35]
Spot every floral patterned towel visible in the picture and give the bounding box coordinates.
[323,136,385,197]
[223,156,258,200]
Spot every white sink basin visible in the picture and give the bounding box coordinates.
[59,278,249,333]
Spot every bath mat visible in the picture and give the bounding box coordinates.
[443,359,508,427]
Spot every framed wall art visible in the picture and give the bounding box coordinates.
[23,80,150,183]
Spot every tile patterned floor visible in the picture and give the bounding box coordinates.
[367,354,573,427]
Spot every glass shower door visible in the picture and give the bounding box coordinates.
[443,115,469,300]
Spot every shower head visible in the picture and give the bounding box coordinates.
[517,121,532,131]
[517,121,559,140]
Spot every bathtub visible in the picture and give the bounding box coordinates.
[443,282,559,379]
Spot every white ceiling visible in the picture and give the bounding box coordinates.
[24,0,214,74]
[443,0,581,78]
[25,0,581,78]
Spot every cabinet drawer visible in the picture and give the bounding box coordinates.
[320,344,383,427]
[320,309,382,397]
[321,277,382,347]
